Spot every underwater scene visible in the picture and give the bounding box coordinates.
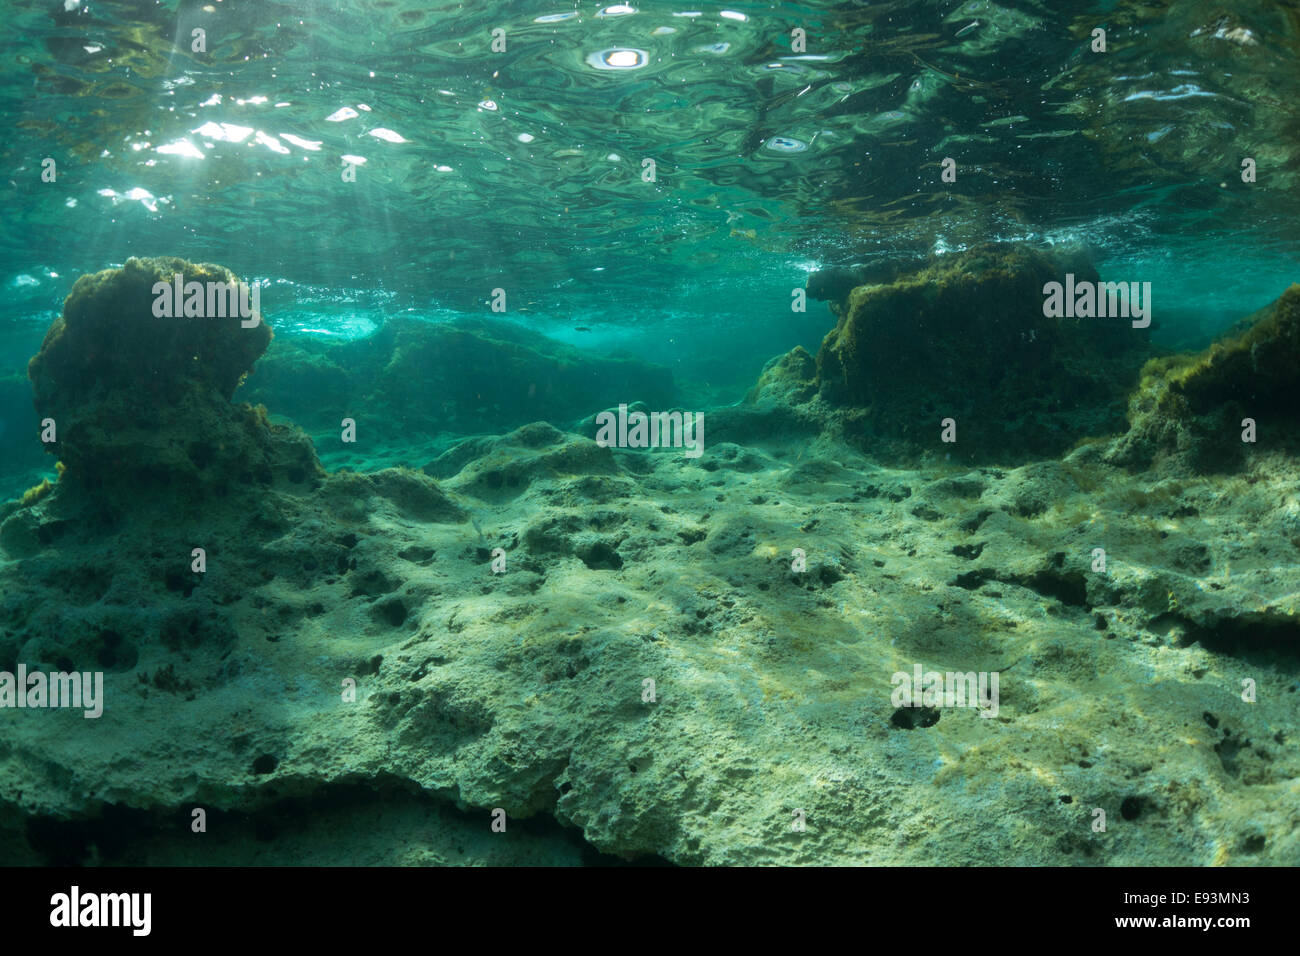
[1,0,1299,872]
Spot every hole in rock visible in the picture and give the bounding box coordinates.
[890,707,940,729]
[252,754,279,775]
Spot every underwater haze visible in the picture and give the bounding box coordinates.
[1,0,1299,868]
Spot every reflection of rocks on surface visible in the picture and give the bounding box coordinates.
[1061,2,1300,199]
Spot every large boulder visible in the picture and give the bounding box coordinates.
[25,256,321,502]
[786,244,1152,464]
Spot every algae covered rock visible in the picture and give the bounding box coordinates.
[745,346,817,407]
[25,255,321,500]
[30,256,270,408]
[811,243,1151,464]
[805,256,926,304]
[1106,284,1300,472]
[320,467,468,524]
[4,258,1299,869]
[690,346,823,449]
[428,421,623,502]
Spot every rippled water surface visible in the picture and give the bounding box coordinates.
[3,0,1298,336]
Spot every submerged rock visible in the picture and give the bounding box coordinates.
[756,245,1157,465]
[812,243,1151,463]
[1106,284,1300,472]
[25,256,321,503]
[4,381,1299,864]
[777,250,1300,476]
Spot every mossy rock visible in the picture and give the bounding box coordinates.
[812,243,1151,464]
[745,346,817,406]
[30,256,271,411]
[25,257,323,501]
[1106,283,1300,471]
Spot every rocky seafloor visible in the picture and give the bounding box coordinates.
[0,252,1297,866]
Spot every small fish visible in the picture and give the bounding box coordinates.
[574,326,591,332]
[956,20,979,38]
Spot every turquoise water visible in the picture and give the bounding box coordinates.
[2,0,1299,867]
